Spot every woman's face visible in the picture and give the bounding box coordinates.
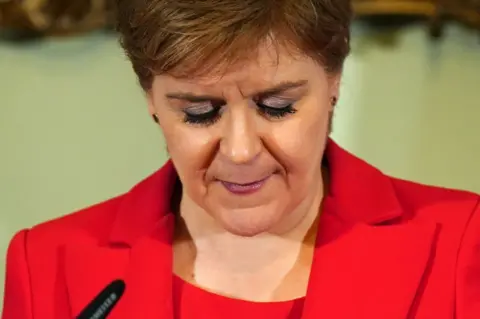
[149,44,340,236]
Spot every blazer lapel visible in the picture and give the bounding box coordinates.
[63,240,130,318]
[302,211,439,319]
[299,140,440,319]
[113,214,175,319]
[63,214,175,319]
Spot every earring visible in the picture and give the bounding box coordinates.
[152,114,159,123]
[331,96,338,107]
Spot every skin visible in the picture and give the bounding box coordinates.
[148,42,340,302]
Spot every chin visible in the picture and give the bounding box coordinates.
[214,205,285,237]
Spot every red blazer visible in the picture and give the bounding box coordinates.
[2,141,480,319]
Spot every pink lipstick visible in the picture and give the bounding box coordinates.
[221,176,270,195]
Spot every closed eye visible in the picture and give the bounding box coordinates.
[256,96,297,119]
[183,102,222,125]
[257,103,296,118]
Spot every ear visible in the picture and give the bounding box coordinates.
[147,90,156,117]
[328,73,342,110]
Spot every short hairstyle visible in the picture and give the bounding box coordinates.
[115,0,353,90]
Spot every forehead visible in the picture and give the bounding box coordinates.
[154,43,323,95]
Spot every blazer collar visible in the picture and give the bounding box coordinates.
[324,140,404,225]
[108,159,177,246]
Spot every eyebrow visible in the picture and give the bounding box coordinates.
[165,80,308,102]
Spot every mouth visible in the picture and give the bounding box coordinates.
[219,175,271,195]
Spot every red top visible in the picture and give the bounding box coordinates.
[172,275,305,319]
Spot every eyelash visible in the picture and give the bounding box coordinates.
[257,103,297,119]
[184,107,221,125]
[183,103,297,126]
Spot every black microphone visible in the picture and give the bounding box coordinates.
[76,279,126,319]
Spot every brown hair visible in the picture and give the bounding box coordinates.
[115,0,352,90]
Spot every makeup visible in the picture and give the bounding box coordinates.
[220,176,271,195]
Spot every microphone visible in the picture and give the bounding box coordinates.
[76,279,126,319]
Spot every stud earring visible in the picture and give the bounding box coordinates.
[152,114,159,123]
[331,96,338,107]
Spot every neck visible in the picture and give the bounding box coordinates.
[173,177,325,301]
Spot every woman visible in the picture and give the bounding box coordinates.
[2,0,479,318]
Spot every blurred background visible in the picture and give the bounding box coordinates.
[0,0,479,309]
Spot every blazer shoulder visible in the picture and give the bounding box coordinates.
[27,194,125,248]
[456,194,480,317]
[2,195,127,319]
[391,177,478,205]
[390,176,479,224]
[17,161,175,255]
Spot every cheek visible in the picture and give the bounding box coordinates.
[159,118,216,180]
[269,99,330,171]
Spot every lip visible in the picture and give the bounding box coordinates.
[220,175,271,195]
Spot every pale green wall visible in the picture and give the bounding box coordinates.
[1,22,479,307]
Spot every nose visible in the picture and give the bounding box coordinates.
[219,103,262,164]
